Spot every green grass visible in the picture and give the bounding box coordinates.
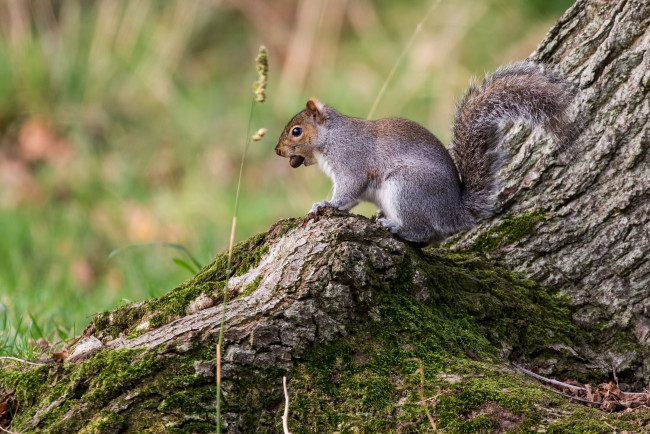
[0,0,573,358]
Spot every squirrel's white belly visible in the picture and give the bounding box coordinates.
[362,182,402,227]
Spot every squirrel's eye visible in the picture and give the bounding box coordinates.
[291,127,302,137]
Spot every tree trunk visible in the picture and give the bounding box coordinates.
[2,0,650,432]
[454,0,650,384]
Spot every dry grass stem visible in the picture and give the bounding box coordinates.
[283,376,291,434]
[407,357,437,430]
[217,44,269,433]
[0,356,46,366]
[0,424,18,434]
[366,0,442,120]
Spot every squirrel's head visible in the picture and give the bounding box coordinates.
[275,97,326,168]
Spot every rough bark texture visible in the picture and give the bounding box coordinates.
[4,211,649,433]
[454,0,650,384]
[2,0,650,432]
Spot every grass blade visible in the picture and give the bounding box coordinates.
[28,312,45,339]
[109,241,203,272]
[172,257,198,275]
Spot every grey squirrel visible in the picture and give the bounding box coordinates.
[275,61,573,245]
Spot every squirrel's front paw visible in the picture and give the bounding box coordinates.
[308,200,333,218]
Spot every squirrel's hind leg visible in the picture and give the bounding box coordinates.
[375,171,457,245]
[376,217,401,234]
[376,217,440,245]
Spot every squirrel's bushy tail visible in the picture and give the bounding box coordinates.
[451,60,573,219]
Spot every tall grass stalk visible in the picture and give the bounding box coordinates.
[366,0,442,120]
[215,102,253,432]
[216,46,268,433]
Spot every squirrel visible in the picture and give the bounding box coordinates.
[275,60,573,245]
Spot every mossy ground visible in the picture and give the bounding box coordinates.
[226,286,649,433]
[1,220,648,432]
[218,239,647,432]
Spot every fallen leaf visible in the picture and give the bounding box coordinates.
[52,347,69,363]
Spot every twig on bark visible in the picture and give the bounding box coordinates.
[603,421,618,433]
[540,385,644,410]
[0,356,46,366]
[516,363,650,414]
[0,425,18,434]
[512,364,584,392]
[513,364,648,399]
[612,363,619,388]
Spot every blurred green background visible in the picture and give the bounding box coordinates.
[0,0,573,355]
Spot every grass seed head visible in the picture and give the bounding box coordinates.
[253,46,268,103]
[251,128,266,141]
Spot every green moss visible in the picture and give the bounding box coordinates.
[545,407,650,433]
[419,249,581,361]
[78,411,125,433]
[240,276,262,297]
[225,366,288,431]
[125,328,147,340]
[435,373,554,431]
[155,374,201,391]
[0,364,50,406]
[146,281,223,328]
[257,328,539,432]
[267,217,301,238]
[93,302,147,339]
[158,385,214,413]
[393,252,416,293]
[471,210,546,253]
[166,422,216,433]
[0,343,219,432]
[209,231,270,279]
[79,349,161,405]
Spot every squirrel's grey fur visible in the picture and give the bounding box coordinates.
[275,60,573,245]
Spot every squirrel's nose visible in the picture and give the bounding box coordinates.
[275,146,282,156]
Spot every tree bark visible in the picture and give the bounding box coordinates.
[1,0,649,433]
[454,0,650,383]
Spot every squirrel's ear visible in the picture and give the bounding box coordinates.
[305,97,325,124]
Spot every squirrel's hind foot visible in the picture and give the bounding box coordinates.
[377,217,443,246]
[376,217,402,234]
